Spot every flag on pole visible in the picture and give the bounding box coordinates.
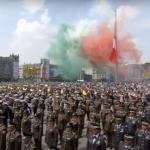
[109,12,117,64]
[41,64,44,78]
[109,37,116,63]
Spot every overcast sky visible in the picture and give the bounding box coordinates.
[0,0,150,64]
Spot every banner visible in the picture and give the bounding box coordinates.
[45,60,50,80]
[13,61,19,80]
[41,64,44,78]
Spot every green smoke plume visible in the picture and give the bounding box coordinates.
[46,23,105,80]
[46,24,86,79]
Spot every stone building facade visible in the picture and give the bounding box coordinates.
[0,54,19,81]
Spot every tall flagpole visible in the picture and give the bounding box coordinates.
[115,10,118,83]
[80,67,82,80]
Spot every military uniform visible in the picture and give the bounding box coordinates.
[32,115,43,150]
[145,105,150,113]
[104,113,115,148]
[3,102,14,125]
[125,116,137,135]
[90,107,100,123]
[57,110,66,143]
[0,116,7,150]
[32,99,38,115]
[61,123,78,150]
[136,111,146,129]
[69,99,77,113]
[129,106,137,112]
[86,116,97,137]
[21,141,37,150]
[6,123,22,150]
[129,102,137,112]
[21,101,30,113]
[87,122,93,136]
[118,141,140,150]
[86,133,106,150]
[89,104,94,114]
[21,116,31,132]
[38,100,45,110]
[117,133,140,150]
[60,100,64,109]
[115,106,127,123]
[91,112,100,123]
[46,108,56,125]
[135,123,150,150]
[85,99,91,120]
[45,121,58,147]
[22,131,37,150]
[112,118,127,149]
[0,105,8,126]
[94,99,101,112]
[54,103,61,114]
[123,101,130,113]
[19,108,24,120]
[48,145,60,150]
[13,101,20,111]
[113,101,121,115]
[36,106,44,123]
[14,109,22,131]
[76,106,85,137]
[70,114,80,136]
[86,123,106,150]
[54,104,61,125]
[64,104,73,122]
[145,105,150,120]
[81,101,86,111]
[101,105,109,131]
[79,102,86,125]
[45,98,53,106]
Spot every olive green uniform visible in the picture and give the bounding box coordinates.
[45,124,58,147]
[61,130,78,150]
[0,123,7,150]
[6,129,22,150]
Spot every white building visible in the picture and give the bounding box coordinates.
[83,67,112,81]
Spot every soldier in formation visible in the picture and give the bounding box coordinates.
[0,116,6,150]
[6,121,22,150]
[1,82,150,150]
[76,105,85,138]
[45,118,58,147]
[86,115,97,137]
[104,110,115,149]
[86,123,106,150]
[70,112,80,137]
[125,110,137,135]
[118,134,140,150]
[21,110,31,132]
[46,105,56,125]
[32,114,43,150]
[135,120,150,150]
[61,122,78,150]
[22,131,37,150]
[112,116,127,150]
[57,108,66,144]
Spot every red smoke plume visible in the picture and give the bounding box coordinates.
[80,21,142,81]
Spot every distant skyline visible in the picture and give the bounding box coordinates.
[0,0,150,64]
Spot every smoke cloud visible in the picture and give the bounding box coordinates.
[46,1,143,81]
[80,19,142,81]
[46,23,95,79]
